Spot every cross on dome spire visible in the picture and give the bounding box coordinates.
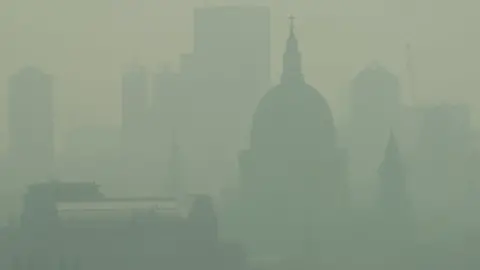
[288,14,296,34]
[281,14,303,84]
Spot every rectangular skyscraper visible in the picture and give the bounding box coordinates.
[174,6,272,192]
[8,67,54,178]
[121,65,149,152]
[193,5,270,86]
[419,104,472,152]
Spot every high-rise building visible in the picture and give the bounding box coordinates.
[151,66,183,134]
[409,104,474,223]
[193,5,270,87]
[8,67,54,177]
[121,65,149,152]
[418,104,471,154]
[177,6,271,191]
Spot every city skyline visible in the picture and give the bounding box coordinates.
[1,3,480,269]
[1,0,480,151]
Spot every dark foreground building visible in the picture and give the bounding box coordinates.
[5,181,246,270]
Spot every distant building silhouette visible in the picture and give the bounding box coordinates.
[120,65,157,193]
[232,17,349,258]
[178,5,271,191]
[346,64,401,206]
[7,67,55,180]
[417,104,471,156]
[11,182,245,270]
[121,65,149,153]
[114,6,273,196]
[411,104,475,222]
[21,181,104,232]
[192,6,270,88]
[151,65,182,132]
[371,132,417,268]
[377,132,415,245]
[149,66,184,187]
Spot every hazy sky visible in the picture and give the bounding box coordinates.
[1,0,479,150]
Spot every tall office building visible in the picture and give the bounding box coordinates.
[410,104,474,221]
[151,66,183,134]
[179,6,271,190]
[193,5,271,87]
[121,65,149,153]
[8,67,55,178]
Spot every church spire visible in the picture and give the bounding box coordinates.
[377,130,415,245]
[379,131,404,179]
[378,130,412,216]
[289,14,295,36]
[281,15,304,84]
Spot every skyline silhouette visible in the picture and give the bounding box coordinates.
[2,0,480,152]
[1,3,480,270]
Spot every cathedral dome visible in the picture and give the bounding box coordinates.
[250,82,336,152]
[249,17,336,154]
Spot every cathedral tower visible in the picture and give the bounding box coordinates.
[280,15,303,84]
[233,17,350,258]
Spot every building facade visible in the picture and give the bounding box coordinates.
[8,67,55,179]
[8,182,246,270]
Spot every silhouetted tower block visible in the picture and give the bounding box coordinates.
[151,66,182,131]
[413,104,473,218]
[7,67,54,178]
[418,104,471,156]
[193,6,270,87]
[179,6,271,190]
[377,132,415,246]
[121,65,149,152]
